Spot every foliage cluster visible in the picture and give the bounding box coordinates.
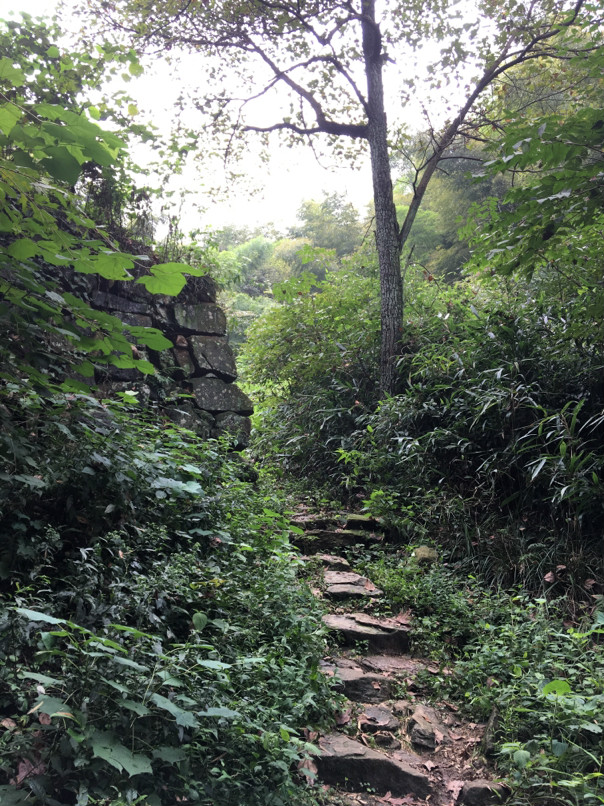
[360,551,604,805]
[0,401,334,806]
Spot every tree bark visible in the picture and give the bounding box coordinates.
[361,0,403,396]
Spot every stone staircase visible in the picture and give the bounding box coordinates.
[293,511,508,806]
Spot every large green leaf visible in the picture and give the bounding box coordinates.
[90,731,153,777]
[136,262,203,295]
[126,326,172,351]
[40,145,82,184]
[150,693,199,728]
[0,58,25,87]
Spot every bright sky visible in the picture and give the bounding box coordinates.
[5,0,473,240]
[2,0,381,233]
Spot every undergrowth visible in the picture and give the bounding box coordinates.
[360,548,604,805]
[0,396,336,806]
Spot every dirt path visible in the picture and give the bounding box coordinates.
[292,510,508,806]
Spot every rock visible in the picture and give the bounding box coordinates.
[320,658,394,702]
[300,554,351,570]
[412,545,438,565]
[292,529,381,552]
[361,655,424,677]
[120,313,153,328]
[359,705,400,734]
[482,706,499,756]
[344,514,383,532]
[324,570,382,599]
[408,704,449,749]
[163,404,214,438]
[373,732,402,750]
[213,411,252,449]
[173,303,226,335]
[458,779,509,805]
[316,734,430,798]
[322,613,410,654]
[190,377,253,415]
[173,347,196,377]
[92,291,149,315]
[189,336,237,381]
[325,584,382,599]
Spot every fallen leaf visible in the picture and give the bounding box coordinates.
[10,757,46,785]
[544,571,555,583]
[423,759,437,771]
[1,718,17,729]
[38,712,51,725]
[335,707,352,725]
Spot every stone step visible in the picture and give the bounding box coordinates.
[292,529,382,553]
[344,513,384,533]
[324,570,383,599]
[299,553,351,571]
[315,733,430,799]
[322,613,410,654]
[320,658,395,703]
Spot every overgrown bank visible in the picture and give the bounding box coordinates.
[0,400,334,806]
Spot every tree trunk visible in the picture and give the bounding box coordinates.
[361,0,403,397]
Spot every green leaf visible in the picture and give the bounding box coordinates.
[150,693,199,728]
[542,679,572,696]
[40,146,82,184]
[136,262,202,295]
[7,238,41,260]
[0,102,22,136]
[46,45,60,58]
[513,749,532,768]
[198,706,240,718]
[120,699,151,717]
[15,607,65,625]
[152,746,187,763]
[34,695,78,720]
[126,326,172,351]
[192,612,209,631]
[0,58,26,87]
[91,731,153,777]
[196,658,232,670]
[111,656,149,672]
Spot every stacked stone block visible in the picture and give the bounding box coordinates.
[90,274,252,448]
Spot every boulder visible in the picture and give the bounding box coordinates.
[164,404,214,439]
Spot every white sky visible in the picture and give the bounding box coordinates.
[1,0,450,234]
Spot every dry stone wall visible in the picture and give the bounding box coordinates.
[90,274,252,448]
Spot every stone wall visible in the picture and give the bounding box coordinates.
[90,274,253,448]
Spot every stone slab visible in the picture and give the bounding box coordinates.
[190,377,253,415]
[299,554,351,570]
[359,705,400,733]
[213,411,251,449]
[344,514,384,532]
[316,733,429,798]
[173,303,226,335]
[293,529,381,552]
[325,584,382,599]
[189,335,237,381]
[320,659,394,702]
[322,613,410,654]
